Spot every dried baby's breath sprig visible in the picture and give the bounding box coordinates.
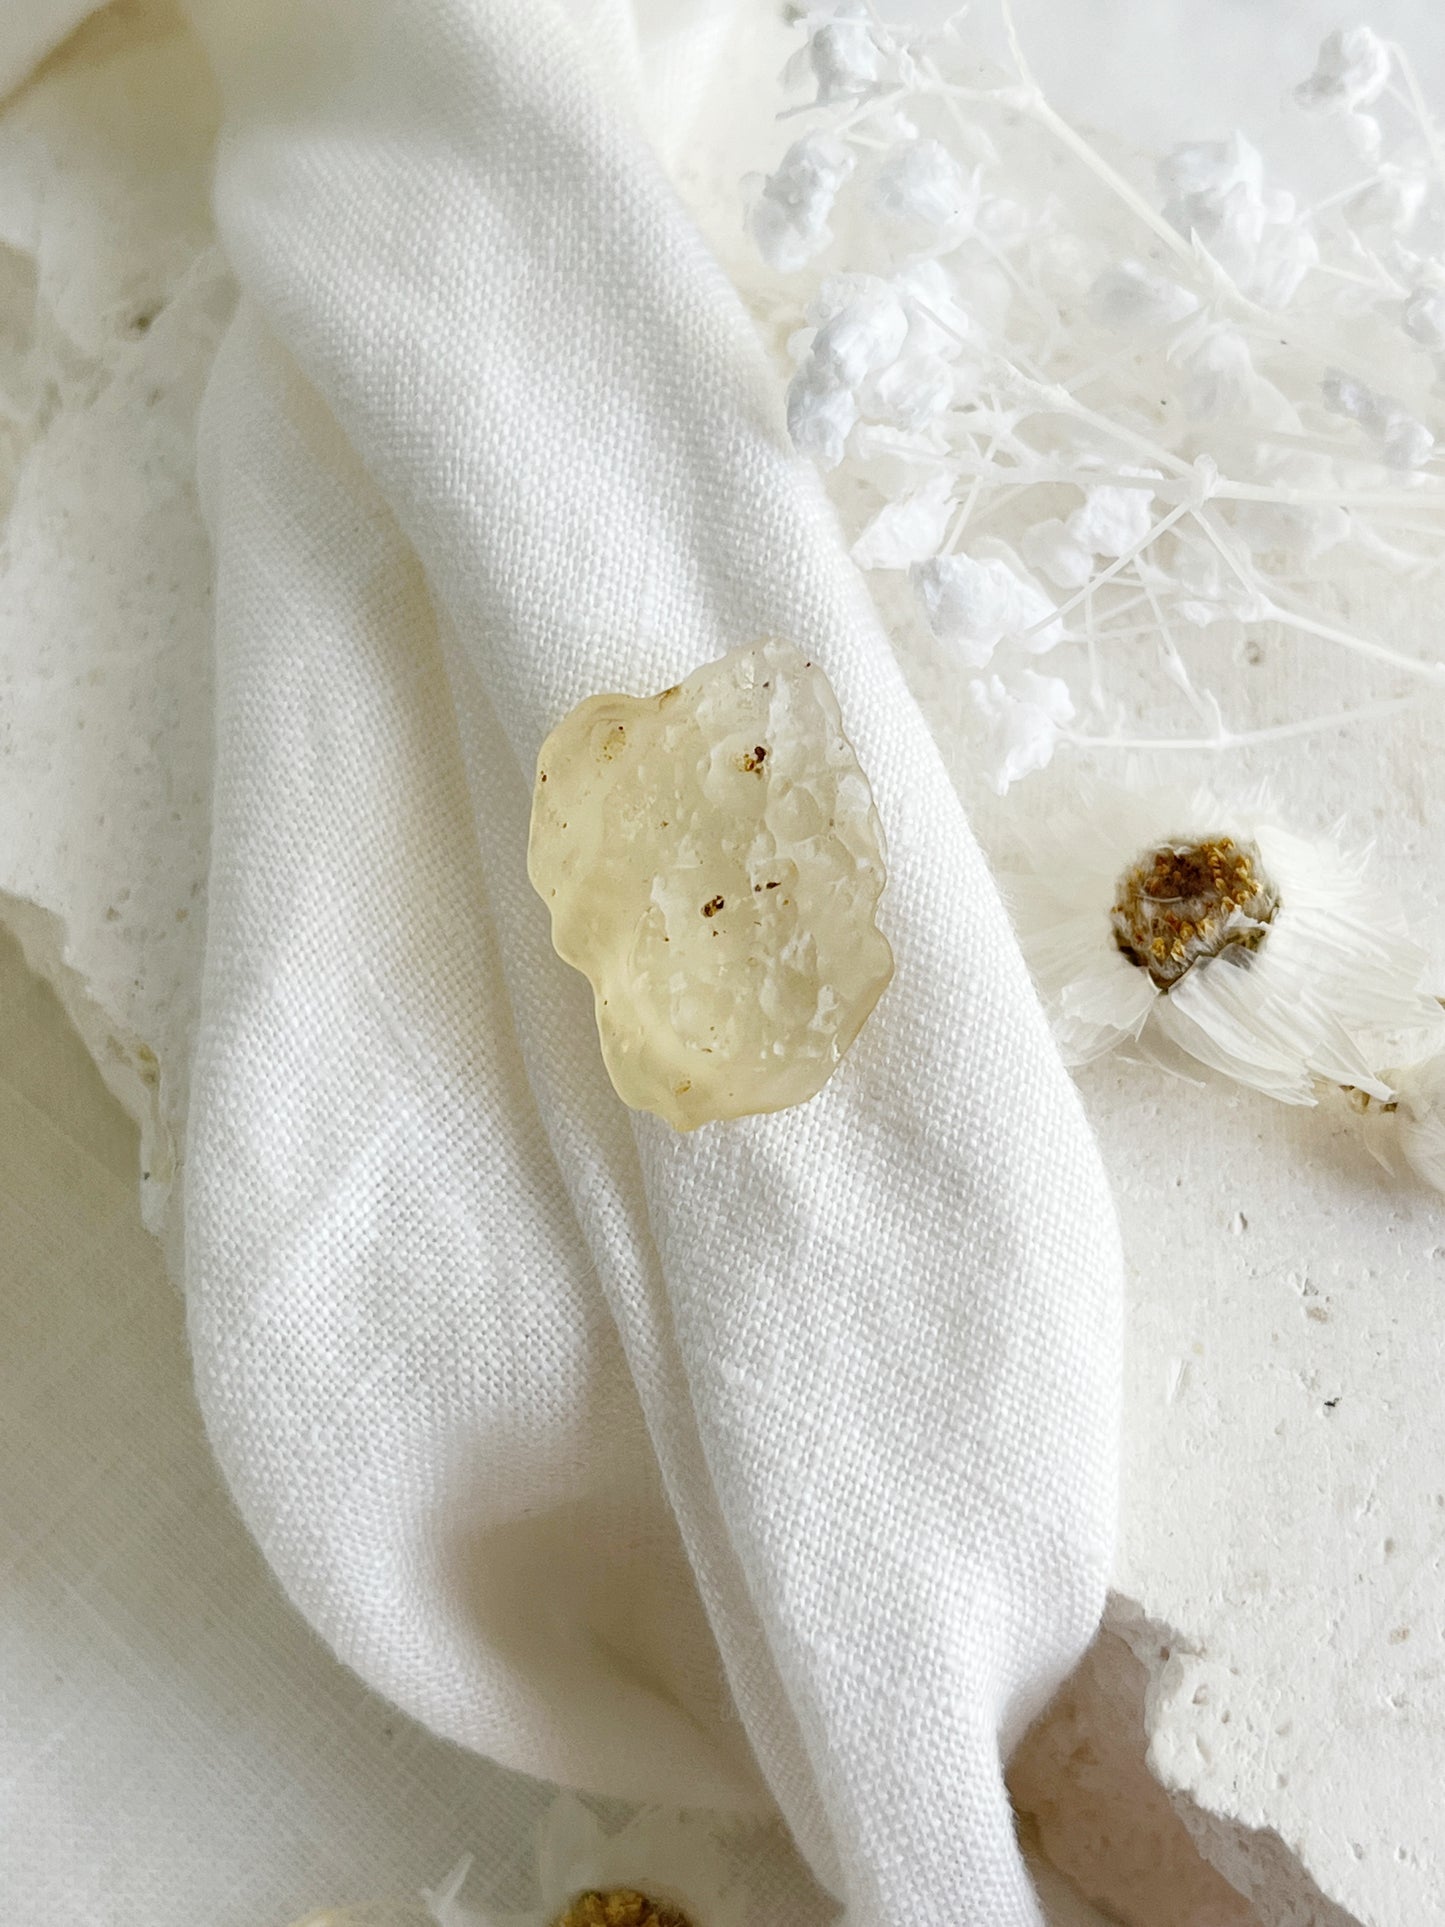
[748,3,1445,792]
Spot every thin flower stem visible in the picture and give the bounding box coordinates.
[1311,259,1406,296]
[1190,506,1445,685]
[949,426,1002,546]
[1067,693,1420,751]
[1270,604,1445,685]
[1023,501,1190,636]
[1083,579,1103,710]
[997,0,1201,278]
[1303,175,1388,219]
[1213,480,1445,509]
[1004,365,1196,477]
[1390,43,1445,198]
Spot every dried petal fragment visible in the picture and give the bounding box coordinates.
[528,640,892,1130]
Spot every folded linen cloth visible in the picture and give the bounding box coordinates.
[10,0,1122,1918]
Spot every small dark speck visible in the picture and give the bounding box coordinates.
[766,880,780,889]
[127,305,160,336]
[142,1171,151,1181]
[701,895,725,917]
[1324,1397,1340,1410]
[540,771,547,782]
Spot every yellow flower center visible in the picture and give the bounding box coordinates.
[1111,835,1278,990]
[548,1891,696,1927]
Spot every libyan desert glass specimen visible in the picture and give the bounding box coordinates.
[528,639,893,1130]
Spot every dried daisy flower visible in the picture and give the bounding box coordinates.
[1007,785,1445,1103]
[423,1796,745,1927]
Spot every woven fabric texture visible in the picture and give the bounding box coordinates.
[5,0,1122,1920]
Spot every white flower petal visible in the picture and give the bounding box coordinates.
[422,1857,507,1927]
[537,1795,609,1896]
[1392,1055,1445,1193]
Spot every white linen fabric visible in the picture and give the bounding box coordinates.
[4,0,1121,1919]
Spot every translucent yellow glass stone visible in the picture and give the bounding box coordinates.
[528,640,893,1130]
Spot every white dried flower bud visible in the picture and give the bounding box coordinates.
[911,551,1062,666]
[786,362,858,468]
[1160,134,1315,304]
[1381,412,1435,470]
[750,134,855,273]
[1295,27,1392,114]
[1176,325,1256,419]
[1341,109,1383,160]
[1323,369,1435,468]
[1349,166,1427,233]
[787,3,880,107]
[1067,483,1155,560]
[1401,286,1445,349]
[811,288,909,386]
[1233,498,1349,559]
[1322,368,1373,423]
[1089,261,1198,331]
[969,670,1074,793]
[871,138,973,229]
[894,258,972,356]
[850,474,954,570]
[1160,131,1263,208]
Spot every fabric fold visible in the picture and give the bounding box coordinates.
[184,0,1122,1919]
